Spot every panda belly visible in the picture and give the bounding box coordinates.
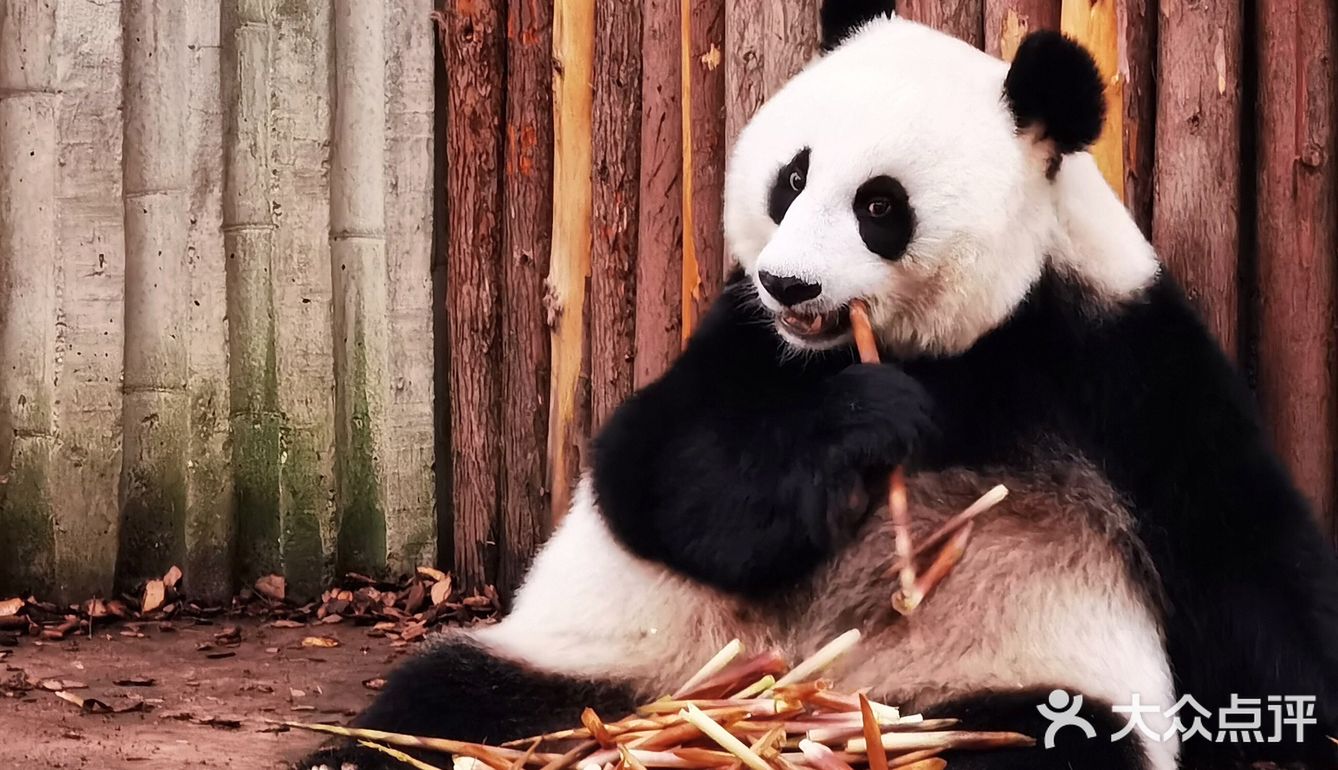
[796,460,1174,714]
[790,460,1179,770]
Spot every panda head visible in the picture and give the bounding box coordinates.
[725,3,1144,357]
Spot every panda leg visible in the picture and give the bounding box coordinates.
[294,637,639,770]
[920,689,1156,770]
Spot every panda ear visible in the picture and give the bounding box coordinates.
[819,0,896,52]
[1003,30,1106,154]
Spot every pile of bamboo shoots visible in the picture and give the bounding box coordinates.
[289,631,1034,770]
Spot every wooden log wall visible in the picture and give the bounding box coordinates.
[0,0,1334,603]
[0,0,438,604]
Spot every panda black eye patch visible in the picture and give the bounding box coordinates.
[853,176,914,261]
[767,148,810,224]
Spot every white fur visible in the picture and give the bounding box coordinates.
[724,15,1157,357]
[1050,152,1160,299]
[471,477,760,694]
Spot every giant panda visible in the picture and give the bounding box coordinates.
[298,6,1338,770]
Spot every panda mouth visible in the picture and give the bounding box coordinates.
[778,306,850,341]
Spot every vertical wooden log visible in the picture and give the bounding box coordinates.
[1152,0,1242,354]
[49,0,128,602]
[1254,0,1337,532]
[724,0,765,148]
[1061,0,1122,195]
[222,0,284,587]
[182,0,234,602]
[589,0,642,429]
[900,0,984,48]
[634,0,683,386]
[1120,0,1157,234]
[681,0,726,337]
[117,0,191,588]
[330,0,391,577]
[547,0,594,530]
[269,0,339,598]
[383,0,439,572]
[725,1,819,169]
[438,0,506,591]
[498,0,554,588]
[761,0,819,96]
[983,0,1059,60]
[0,0,59,596]
[431,17,454,573]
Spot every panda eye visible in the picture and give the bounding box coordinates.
[767,148,811,225]
[853,175,915,261]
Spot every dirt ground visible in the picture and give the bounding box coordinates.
[0,618,412,769]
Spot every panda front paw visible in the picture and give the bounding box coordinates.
[294,745,416,770]
[818,363,935,466]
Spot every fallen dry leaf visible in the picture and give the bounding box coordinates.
[362,678,386,691]
[83,598,109,619]
[430,578,452,607]
[301,636,340,649]
[403,582,427,613]
[416,566,448,583]
[254,575,286,603]
[112,697,148,714]
[39,679,88,692]
[214,625,242,645]
[0,598,22,618]
[53,690,113,714]
[271,619,304,629]
[141,580,166,614]
[162,565,183,589]
[114,676,156,687]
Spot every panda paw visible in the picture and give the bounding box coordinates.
[293,745,414,770]
[819,363,935,464]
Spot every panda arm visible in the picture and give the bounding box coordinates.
[1040,276,1338,758]
[591,278,935,596]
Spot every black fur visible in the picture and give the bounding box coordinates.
[819,0,895,52]
[767,147,810,224]
[296,639,637,769]
[1004,31,1106,154]
[590,269,1338,768]
[592,275,935,596]
[853,175,915,260]
[922,688,1149,770]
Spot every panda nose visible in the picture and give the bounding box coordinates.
[758,271,822,307]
